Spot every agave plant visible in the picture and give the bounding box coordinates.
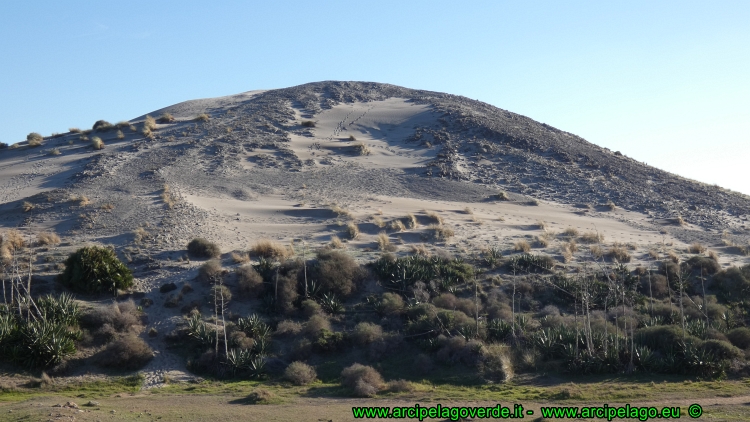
[18,318,76,368]
[187,313,215,346]
[319,292,344,314]
[486,319,513,343]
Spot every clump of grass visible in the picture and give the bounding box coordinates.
[231,251,250,264]
[580,231,604,244]
[101,203,115,212]
[27,132,43,147]
[604,200,616,211]
[91,137,104,150]
[536,220,546,230]
[389,219,406,232]
[491,191,509,201]
[514,239,531,253]
[194,113,210,122]
[331,205,352,219]
[116,130,125,140]
[346,222,360,240]
[133,227,150,244]
[425,211,443,225]
[22,201,35,212]
[329,235,344,249]
[560,241,578,263]
[76,195,90,206]
[116,121,133,129]
[197,259,223,283]
[187,238,221,258]
[409,243,430,256]
[353,143,370,156]
[667,250,680,263]
[607,246,632,263]
[37,231,60,246]
[689,243,706,254]
[160,185,176,208]
[675,215,686,226]
[405,213,418,229]
[79,134,89,142]
[463,207,474,215]
[377,232,396,251]
[562,227,579,238]
[371,216,385,228]
[48,148,61,156]
[144,115,157,131]
[427,224,454,241]
[708,250,719,261]
[301,120,316,128]
[157,113,175,123]
[251,238,290,259]
[590,245,604,259]
[69,127,81,133]
[535,236,550,248]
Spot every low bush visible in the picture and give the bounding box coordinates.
[607,246,631,263]
[341,363,385,397]
[187,238,221,258]
[80,300,141,333]
[352,322,384,345]
[27,132,43,147]
[37,231,60,246]
[712,265,750,302]
[303,315,331,339]
[375,292,405,316]
[237,265,264,298]
[311,249,364,297]
[92,120,114,132]
[284,361,317,385]
[59,246,133,295]
[301,120,316,128]
[251,239,290,260]
[478,344,514,383]
[96,334,153,370]
[90,137,104,150]
[727,327,750,350]
[197,259,223,283]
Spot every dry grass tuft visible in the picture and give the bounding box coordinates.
[648,249,660,260]
[590,245,604,259]
[231,251,250,264]
[37,231,60,246]
[405,213,418,229]
[341,363,385,397]
[90,137,104,150]
[144,115,157,131]
[22,201,35,212]
[4,230,26,250]
[377,232,396,251]
[101,203,115,212]
[607,246,632,263]
[689,243,706,254]
[157,113,175,124]
[371,216,385,228]
[346,222,360,240]
[27,132,43,147]
[463,207,474,215]
[116,130,125,140]
[69,127,81,133]
[331,205,352,219]
[580,231,604,244]
[133,227,150,244]
[353,143,370,156]
[284,361,317,385]
[560,242,576,263]
[389,219,406,232]
[514,239,531,253]
[425,211,443,225]
[48,148,61,156]
[409,243,430,256]
[604,200,616,211]
[428,224,454,241]
[708,250,719,261]
[562,227,579,238]
[535,220,546,230]
[194,113,210,122]
[667,250,680,263]
[491,191,510,201]
[535,236,550,248]
[160,185,177,209]
[329,235,344,249]
[251,239,290,259]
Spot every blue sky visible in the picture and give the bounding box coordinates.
[2,1,748,194]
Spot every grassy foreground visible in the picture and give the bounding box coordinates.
[2,374,750,421]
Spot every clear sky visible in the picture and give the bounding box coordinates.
[2,1,748,194]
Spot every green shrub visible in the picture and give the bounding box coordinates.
[374,292,404,316]
[712,266,750,302]
[699,339,742,360]
[59,246,133,295]
[684,255,721,275]
[301,120,316,128]
[636,325,698,353]
[284,361,317,385]
[0,142,9,149]
[726,327,750,350]
[341,363,385,397]
[187,238,221,258]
